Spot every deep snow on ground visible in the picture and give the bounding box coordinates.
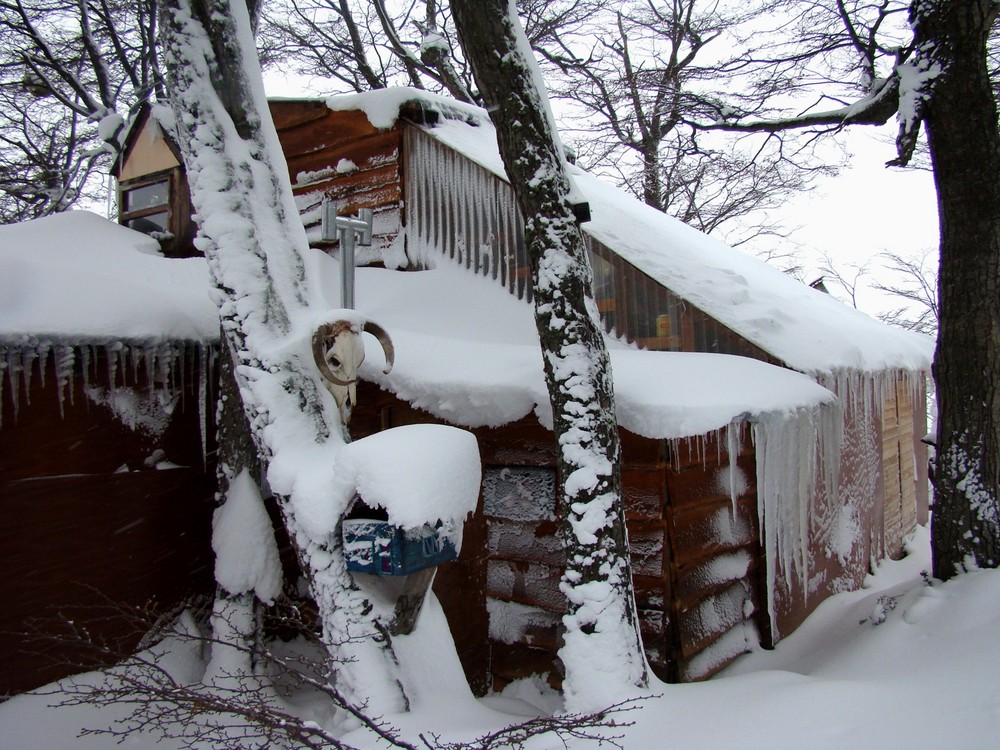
[2,525,999,750]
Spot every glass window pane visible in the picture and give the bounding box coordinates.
[124,180,169,211]
[127,212,168,235]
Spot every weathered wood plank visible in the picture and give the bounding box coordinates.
[486,559,564,612]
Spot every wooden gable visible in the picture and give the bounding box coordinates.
[115,109,181,181]
[114,105,196,258]
[270,100,404,259]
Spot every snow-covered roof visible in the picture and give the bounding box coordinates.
[0,203,834,442]
[0,211,218,346]
[322,88,934,378]
[337,261,836,441]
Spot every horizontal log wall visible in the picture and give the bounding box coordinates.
[665,428,761,681]
[350,383,762,690]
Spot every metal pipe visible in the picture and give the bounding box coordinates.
[321,201,373,310]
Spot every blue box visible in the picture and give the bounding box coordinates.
[342,519,457,576]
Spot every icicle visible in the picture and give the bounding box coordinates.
[108,342,123,399]
[176,341,188,413]
[199,343,210,468]
[727,421,741,519]
[144,343,158,397]
[80,345,92,397]
[0,347,8,427]
[53,345,75,418]
[752,397,842,641]
[21,346,38,407]
[35,342,49,391]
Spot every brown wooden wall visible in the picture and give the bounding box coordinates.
[664,428,761,681]
[882,379,924,558]
[270,101,404,259]
[350,382,762,691]
[0,345,217,695]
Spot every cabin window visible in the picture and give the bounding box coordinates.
[120,174,172,238]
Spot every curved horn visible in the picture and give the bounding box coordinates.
[312,324,355,386]
[363,320,395,374]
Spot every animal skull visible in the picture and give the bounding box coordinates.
[312,319,394,424]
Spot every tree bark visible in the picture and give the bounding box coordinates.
[919,0,1000,577]
[451,0,647,711]
[159,0,408,713]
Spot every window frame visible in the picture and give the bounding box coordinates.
[119,169,175,237]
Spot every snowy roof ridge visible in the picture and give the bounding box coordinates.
[323,87,489,130]
[318,88,934,378]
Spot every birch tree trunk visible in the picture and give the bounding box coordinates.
[159,0,408,713]
[451,0,648,711]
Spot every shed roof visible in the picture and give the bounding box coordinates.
[0,211,218,346]
[0,211,832,440]
[320,87,934,379]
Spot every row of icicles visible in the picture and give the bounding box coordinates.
[1,340,216,464]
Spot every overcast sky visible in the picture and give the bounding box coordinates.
[779,125,939,316]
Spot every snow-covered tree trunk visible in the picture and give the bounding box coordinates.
[451,0,647,711]
[204,347,276,685]
[159,0,408,713]
[913,0,1000,577]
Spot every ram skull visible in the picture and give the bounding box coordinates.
[312,319,394,424]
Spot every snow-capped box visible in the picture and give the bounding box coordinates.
[342,519,456,575]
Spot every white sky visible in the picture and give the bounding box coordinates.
[779,125,939,315]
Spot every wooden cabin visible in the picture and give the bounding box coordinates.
[256,90,930,656]
[1,89,931,696]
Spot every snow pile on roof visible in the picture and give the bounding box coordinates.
[331,88,934,378]
[0,211,218,345]
[329,261,836,440]
[322,86,485,130]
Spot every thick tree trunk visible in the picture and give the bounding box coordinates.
[159,0,408,713]
[921,0,1000,577]
[451,0,647,711]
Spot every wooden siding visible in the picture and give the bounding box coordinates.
[271,101,404,257]
[404,125,531,297]
[665,428,761,681]
[882,380,920,559]
[350,382,761,689]
[587,239,778,359]
[118,115,180,181]
[0,346,217,695]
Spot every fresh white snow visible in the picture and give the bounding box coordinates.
[343,261,837,439]
[333,423,481,538]
[3,527,999,749]
[212,469,282,604]
[0,211,218,345]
